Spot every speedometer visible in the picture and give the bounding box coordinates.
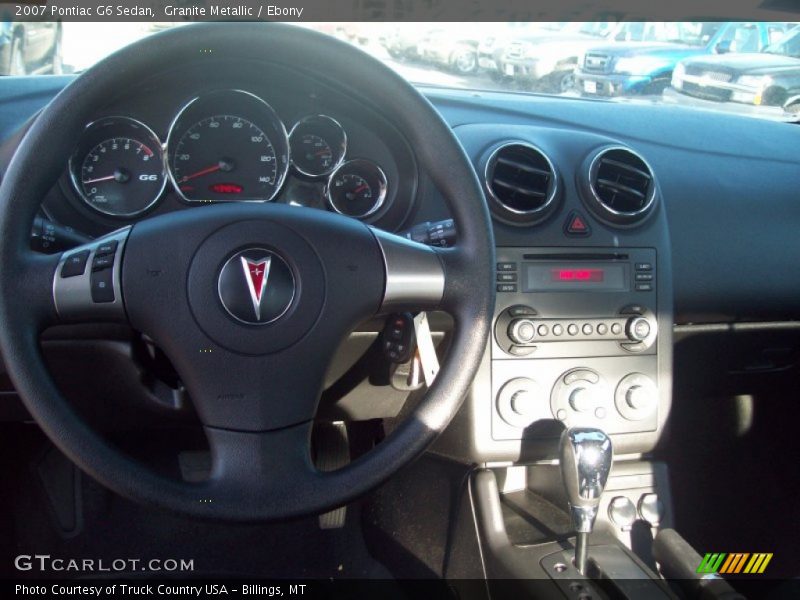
[166,90,289,203]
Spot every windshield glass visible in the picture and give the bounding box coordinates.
[5,21,800,121]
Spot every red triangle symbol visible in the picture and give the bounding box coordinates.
[570,216,586,231]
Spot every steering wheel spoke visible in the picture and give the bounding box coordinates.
[51,227,130,324]
[202,422,322,514]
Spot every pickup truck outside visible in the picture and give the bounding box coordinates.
[574,22,788,97]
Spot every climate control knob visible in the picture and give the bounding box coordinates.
[508,319,536,344]
[569,387,594,412]
[626,385,651,410]
[626,316,651,342]
[510,390,536,416]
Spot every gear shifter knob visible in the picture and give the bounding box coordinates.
[559,427,613,573]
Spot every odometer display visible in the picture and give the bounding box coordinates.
[69,117,166,217]
[167,90,289,203]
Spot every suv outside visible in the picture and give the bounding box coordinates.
[574,22,787,97]
[666,25,800,117]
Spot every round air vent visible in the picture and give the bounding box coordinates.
[584,147,657,226]
[484,142,559,225]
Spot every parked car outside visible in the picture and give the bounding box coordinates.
[380,23,441,61]
[477,22,568,79]
[499,21,618,92]
[416,24,494,74]
[665,25,800,117]
[0,21,62,76]
[574,21,789,97]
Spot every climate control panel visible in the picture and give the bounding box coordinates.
[490,247,661,441]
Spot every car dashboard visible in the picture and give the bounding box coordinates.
[2,50,800,468]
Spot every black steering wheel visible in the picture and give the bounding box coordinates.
[0,23,494,520]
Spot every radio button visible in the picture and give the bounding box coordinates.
[626,317,652,342]
[508,305,536,317]
[635,283,653,292]
[597,323,609,335]
[537,324,549,337]
[508,345,536,357]
[611,322,623,335]
[635,272,654,282]
[635,262,653,271]
[497,262,517,272]
[508,319,536,344]
[552,324,564,336]
[567,323,579,336]
[497,272,517,282]
[582,323,594,336]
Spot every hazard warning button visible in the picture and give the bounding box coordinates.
[564,211,591,237]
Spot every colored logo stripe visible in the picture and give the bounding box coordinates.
[697,552,773,574]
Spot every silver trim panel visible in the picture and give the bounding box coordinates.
[53,227,131,322]
[371,228,444,312]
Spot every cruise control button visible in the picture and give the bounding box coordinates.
[60,250,90,278]
[92,254,115,271]
[95,240,119,256]
[90,268,115,303]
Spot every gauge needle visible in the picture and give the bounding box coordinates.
[83,174,117,185]
[353,184,369,194]
[179,164,222,183]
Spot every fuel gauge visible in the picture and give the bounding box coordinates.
[326,159,387,219]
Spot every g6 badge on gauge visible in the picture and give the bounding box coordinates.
[167,89,290,203]
[69,117,166,217]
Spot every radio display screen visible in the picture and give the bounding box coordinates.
[522,262,629,292]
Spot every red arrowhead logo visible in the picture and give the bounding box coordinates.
[240,256,272,320]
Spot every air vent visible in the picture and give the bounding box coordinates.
[485,143,559,225]
[586,147,656,226]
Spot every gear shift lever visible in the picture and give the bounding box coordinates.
[559,427,613,574]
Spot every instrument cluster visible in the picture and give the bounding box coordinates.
[68,89,391,220]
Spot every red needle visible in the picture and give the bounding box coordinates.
[353,184,369,194]
[83,174,117,185]
[179,164,221,183]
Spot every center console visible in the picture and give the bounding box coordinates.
[491,247,660,442]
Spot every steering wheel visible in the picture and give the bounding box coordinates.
[0,23,494,520]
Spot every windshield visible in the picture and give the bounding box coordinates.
[5,21,799,121]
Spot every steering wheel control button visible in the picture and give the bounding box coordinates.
[217,248,294,325]
[60,250,90,278]
[95,240,118,256]
[90,268,115,303]
[638,493,664,526]
[608,496,637,530]
[382,313,415,363]
[564,211,591,237]
[91,254,115,271]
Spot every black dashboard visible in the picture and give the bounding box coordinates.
[1,50,799,464]
[38,59,421,238]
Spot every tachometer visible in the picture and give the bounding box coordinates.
[69,117,166,217]
[166,90,289,203]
